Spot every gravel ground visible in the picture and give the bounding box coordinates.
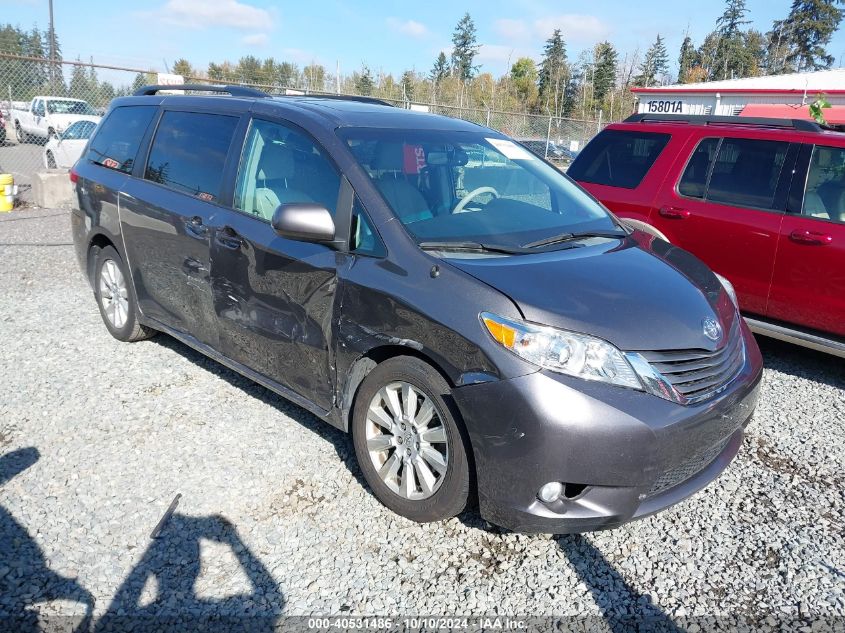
[1,207,844,629]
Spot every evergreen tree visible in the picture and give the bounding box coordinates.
[355,64,375,95]
[537,29,568,116]
[634,35,668,87]
[400,70,416,100]
[716,0,751,37]
[172,58,194,78]
[712,0,752,79]
[69,59,94,101]
[430,52,450,83]
[678,35,699,83]
[236,55,262,84]
[278,62,299,86]
[207,62,224,81]
[592,42,618,103]
[766,0,843,73]
[450,13,480,81]
[131,73,148,93]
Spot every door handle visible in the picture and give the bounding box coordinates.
[659,206,691,219]
[789,229,833,245]
[185,215,208,238]
[215,226,244,250]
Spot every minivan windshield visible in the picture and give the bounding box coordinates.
[339,128,619,249]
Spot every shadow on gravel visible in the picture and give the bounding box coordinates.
[0,447,94,633]
[556,534,683,633]
[756,336,845,390]
[150,335,372,491]
[95,513,284,633]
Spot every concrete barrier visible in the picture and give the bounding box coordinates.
[32,169,74,208]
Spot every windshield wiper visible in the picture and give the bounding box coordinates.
[418,240,527,255]
[523,229,628,249]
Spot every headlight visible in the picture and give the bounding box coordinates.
[480,312,643,390]
[715,273,738,307]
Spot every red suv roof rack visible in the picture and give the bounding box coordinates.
[624,113,825,133]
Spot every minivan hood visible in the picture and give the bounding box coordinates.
[446,235,737,352]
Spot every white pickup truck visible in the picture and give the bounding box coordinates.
[13,96,101,144]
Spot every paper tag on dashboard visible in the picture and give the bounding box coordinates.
[485,138,535,160]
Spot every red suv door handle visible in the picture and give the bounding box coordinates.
[789,229,833,245]
[659,206,691,219]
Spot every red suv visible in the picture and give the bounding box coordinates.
[568,113,845,357]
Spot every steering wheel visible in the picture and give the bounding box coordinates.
[452,186,499,213]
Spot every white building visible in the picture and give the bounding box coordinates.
[631,69,845,124]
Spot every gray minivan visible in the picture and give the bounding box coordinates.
[70,85,762,533]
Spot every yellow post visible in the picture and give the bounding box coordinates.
[0,174,14,212]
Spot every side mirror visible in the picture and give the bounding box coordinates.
[271,203,335,243]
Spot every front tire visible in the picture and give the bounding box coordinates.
[45,151,56,169]
[351,356,471,522]
[93,245,155,342]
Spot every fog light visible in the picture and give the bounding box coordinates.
[538,481,563,503]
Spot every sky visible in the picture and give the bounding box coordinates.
[4,0,845,83]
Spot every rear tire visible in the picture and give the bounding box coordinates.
[93,245,155,342]
[45,151,56,169]
[14,121,26,144]
[351,356,471,522]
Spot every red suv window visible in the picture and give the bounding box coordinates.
[568,129,670,189]
[678,137,790,210]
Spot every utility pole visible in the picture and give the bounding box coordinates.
[48,0,58,88]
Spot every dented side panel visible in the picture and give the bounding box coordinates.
[209,211,342,412]
[333,248,539,430]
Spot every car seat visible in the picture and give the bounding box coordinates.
[373,144,434,223]
[253,142,314,220]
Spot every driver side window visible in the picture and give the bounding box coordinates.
[234,119,341,221]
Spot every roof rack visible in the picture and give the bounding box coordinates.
[133,84,268,98]
[275,93,394,107]
[624,113,824,133]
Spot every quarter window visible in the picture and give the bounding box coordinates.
[234,119,340,220]
[351,197,385,256]
[706,138,789,209]
[86,105,158,174]
[145,111,239,202]
[567,129,671,189]
[803,145,845,224]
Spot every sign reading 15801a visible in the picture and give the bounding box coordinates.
[646,100,683,113]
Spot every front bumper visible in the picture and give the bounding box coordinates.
[452,324,763,533]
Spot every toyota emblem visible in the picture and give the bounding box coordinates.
[702,317,722,342]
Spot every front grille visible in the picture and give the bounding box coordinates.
[646,435,732,497]
[639,318,745,405]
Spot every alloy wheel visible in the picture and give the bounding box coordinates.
[98,259,129,330]
[365,381,449,500]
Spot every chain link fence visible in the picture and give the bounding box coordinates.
[0,53,606,204]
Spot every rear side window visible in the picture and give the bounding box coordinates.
[145,111,239,202]
[706,138,789,209]
[568,129,670,189]
[678,138,720,199]
[86,105,157,174]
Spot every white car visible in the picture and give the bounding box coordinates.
[14,96,100,143]
[43,120,97,169]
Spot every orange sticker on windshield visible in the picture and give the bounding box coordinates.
[403,144,426,174]
[196,192,214,202]
[102,157,119,169]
